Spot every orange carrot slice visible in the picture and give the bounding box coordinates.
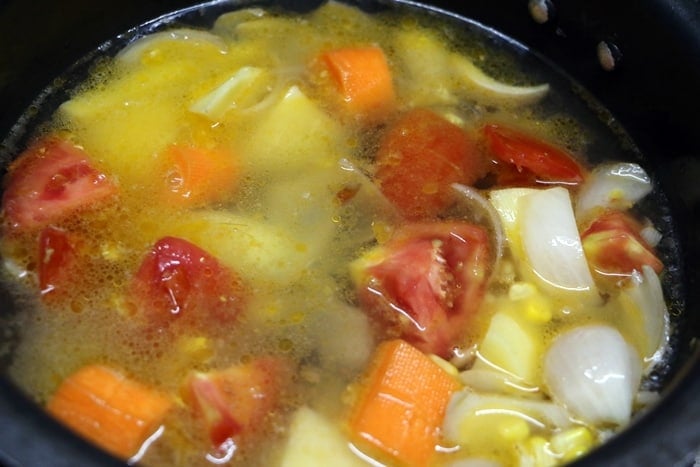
[321,45,396,117]
[161,144,240,208]
[348,339,461,466]
[47,364,172,460]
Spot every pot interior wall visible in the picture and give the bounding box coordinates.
[0,0,699,466]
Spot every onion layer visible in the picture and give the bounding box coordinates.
[543,324,642,426]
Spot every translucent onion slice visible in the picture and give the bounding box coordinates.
[116,28,228,64]
[443,389,574,446]
[451,55,549,102]
[576,162,653,216]
[518,187,596,298]
[618,265,670,366]
[450,183,505,269]
[459,368,541,398]
[543,324,642,426]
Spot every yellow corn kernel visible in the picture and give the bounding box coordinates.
[549,426,595,462]
[525,436,558,467]
[509,282,552,324]
[509,282,537,300]
[498,417,530,442]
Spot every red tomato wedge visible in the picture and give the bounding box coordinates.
[183,358,292,450]
[482,123,585,186]
[37,226,77,297]
[353,222,491,358]
[131,236,247,330]
[2,136,116,231]
[581,210,664,279]
[375,109,485,220]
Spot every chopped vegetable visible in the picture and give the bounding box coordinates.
[348,339,461,466]
[183,358,291,449]
[576,162,653,216]
[473,312,540,384]
[241,85,350,175]
[443,390,573,455]
[167,210,314,286]
[518,187,596,298]
[543,324,642,426]
[618,265,669,364]
[281,407,365,467]
[375,108,484,219]
[352,222,491,357]
[488,187,538,254]
[47,364,172,461]
[581,209,663,279]
[2,136,117,231]
[451,55,550,102]
[189,66,273,120]
[482,124,585,185]
[131,236,247,331]
[321,45,396,117]
[158,143,240,208]
[116,28,228,64]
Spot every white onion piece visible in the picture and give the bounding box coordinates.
[519,187,596,297]
[451,55,549,102]
[116,28,228,64]
[620,265,669,365]
[543,324,642,426]
[576,162,653,216]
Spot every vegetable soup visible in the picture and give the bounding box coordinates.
[0,1,677,466]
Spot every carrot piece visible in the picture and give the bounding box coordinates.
[321,45,396,116]
[348,339,461,466]
[47,364,172,460]
[160,144,240,207]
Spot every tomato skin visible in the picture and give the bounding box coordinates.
[581,210,663,279]
[482,124,585,186]
[183,358,292,449]
[375,109,485,220]
[353,222,491,358]
[2,136,116,231]
[38,226,77,297]
[131,236,246,330]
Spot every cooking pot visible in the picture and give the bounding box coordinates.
[0,0,699,465]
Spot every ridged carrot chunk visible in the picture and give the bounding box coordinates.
[47,364,172,460]
[348,339,461,466]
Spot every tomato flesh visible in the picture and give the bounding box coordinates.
[131,236,246,330]
[375,109,485,220]
[354,222,491,358]
[2,136,116,231]
[38,226,76,297]
[482,124,585,186]
[184,358,291,449]
[581,210,663,279]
